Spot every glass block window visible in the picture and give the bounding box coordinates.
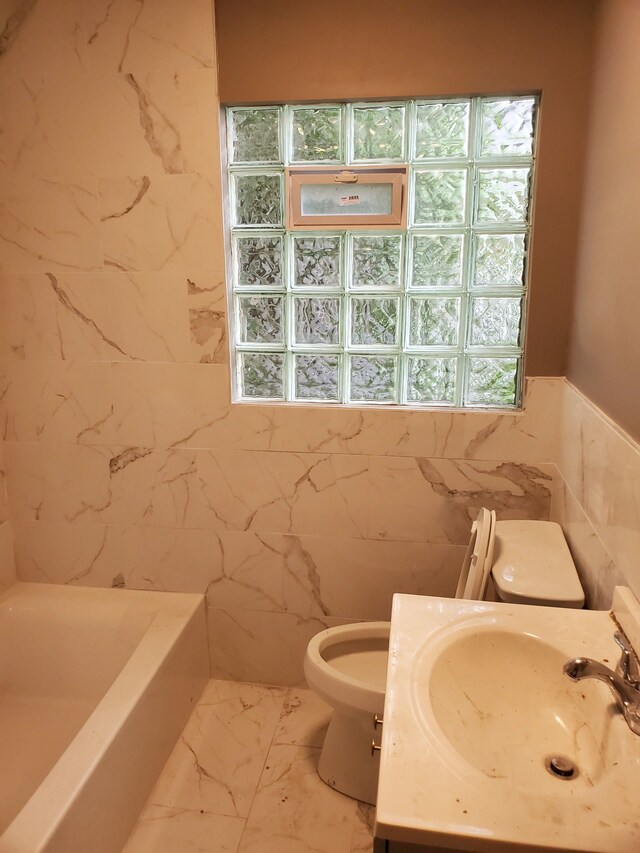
[226,96,537,408]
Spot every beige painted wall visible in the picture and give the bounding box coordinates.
[215,0,597,377]
[567,0,640,442]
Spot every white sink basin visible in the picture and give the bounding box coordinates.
[375,591,640,852]
[419,623,621,794]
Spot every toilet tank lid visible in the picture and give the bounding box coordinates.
[490,520,585,607]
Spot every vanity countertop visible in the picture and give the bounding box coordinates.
[375,592,640,852]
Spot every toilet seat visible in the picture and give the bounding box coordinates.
[454,508,495,600]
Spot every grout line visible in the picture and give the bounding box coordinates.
[235,684,290,850]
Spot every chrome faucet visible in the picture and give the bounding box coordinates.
[563,631,640,736]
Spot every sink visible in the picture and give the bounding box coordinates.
[375,591,640,852]
[416,623,621,793]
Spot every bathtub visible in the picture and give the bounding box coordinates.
[0,582,208,853]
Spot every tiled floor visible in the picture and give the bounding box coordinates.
[123,681,374,852]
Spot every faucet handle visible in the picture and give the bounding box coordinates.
[614,631,640,686]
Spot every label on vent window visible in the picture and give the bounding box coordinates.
[338,194,361,206]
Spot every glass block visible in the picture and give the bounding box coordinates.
[294,354,340,401]
[350,355,397,402]
[351,235,402,290]
[231,109,281,163]
[234,173,282,226]
[352,105,405,160]
[241,352,285,399]
[235,235,283,289]
[294,297,341,345]
[415,102,470,159]
[411,234,463,288]
[476,168,530,224]
[409,298,460,347]
[481,98,535,156]
[470,297,522,347]
[473,234,525,287]
[238,296,284,344]
[293,236,342,288]
[407,357,457,404]
[466,357,518,406]
[351,297,399,346]
[413,170,467,225]
[291,107,342,162]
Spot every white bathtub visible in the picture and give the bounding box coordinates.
[0,582,208,853]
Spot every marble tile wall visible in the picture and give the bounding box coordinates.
[0,441,17,588]
[552,381,640,610]
[0,0,565,684]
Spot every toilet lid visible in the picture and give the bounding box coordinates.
[455,508,494,600]
[470,509,496,601]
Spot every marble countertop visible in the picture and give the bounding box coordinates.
[375,593,640,852]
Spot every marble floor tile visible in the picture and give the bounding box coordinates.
[123,679,375,853]
[237,744,357,853]
[351,802,376,853]
[123,804,244,853]
[147,680,286,818]
[273,687,332,749]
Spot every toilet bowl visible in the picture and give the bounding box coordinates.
[303,509,585,805]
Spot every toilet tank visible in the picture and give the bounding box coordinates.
[490,520,585,608]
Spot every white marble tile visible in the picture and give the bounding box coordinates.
[103,447,208,528]
[2,0,215,83]
[351,802,375,853]
[0,272,192,363]
[99,175,219,271]
[0,521,16,589]
[120,526,221,594]
[551,476,626,611]
[176,69,222,178]
[461,376,560,463]
[109,362,230,448]
[148,680,285,818]
[0,443,9,523]
[282,536,464,620]
[13,520,221,594]
[187,275,229,365]
[4,442,113,524]
[207,608,359,687]
[0,71,190,180]
[559,380,640,600]
[3,443,554,541]
[0,375,558,461]
[273,688,331,749]
[123,804,244,853]
[0,361,115,444]
[201,450,369,537]
[203,531,463,620]
[0,180,101,272]
[197,451,552,542]
[0,0,87,87]
[4,443,209,528]
[12,520,122,586]
[189,377,560,462]
[81,0,216,74]
[238,744,356,853]
[205,532,285,612]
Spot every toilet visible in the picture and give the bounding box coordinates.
[304,509,585,805]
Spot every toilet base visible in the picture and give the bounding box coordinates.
[317,709,380,805]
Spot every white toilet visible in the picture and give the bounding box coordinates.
[304,509,585,805]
